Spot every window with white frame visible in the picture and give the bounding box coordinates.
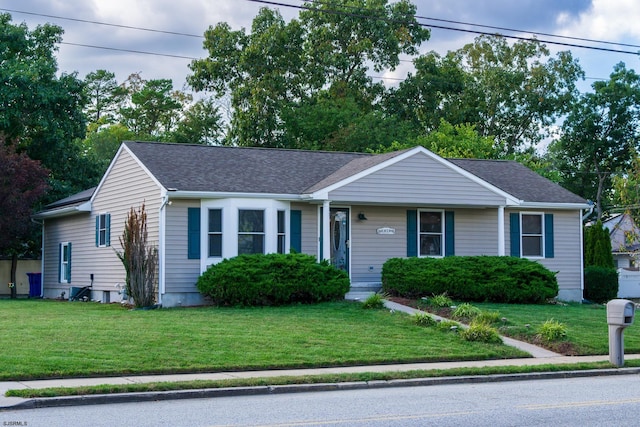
[60,242,71,283]
[208,209,222,257]
[97,213,110,247]
[419,211,443,256]
[277,210,286,254]
[238,209,265,255]
[521,213,543,257]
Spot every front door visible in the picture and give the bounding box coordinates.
[330,208,349,273]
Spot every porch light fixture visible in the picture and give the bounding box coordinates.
[358,212,368,221]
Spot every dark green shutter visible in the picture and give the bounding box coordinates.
[290,210,302,253]
[58,243,62,282]
[545,213,554,258]
[187,208,201,259]
[105,214,111,247]
[407,210,417,257]
[67,242,72,282]
[510,213,520,257]
[445,211,455,256]
[95,217,100,247]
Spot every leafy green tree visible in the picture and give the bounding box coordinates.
[0,13,96,202]
[551,62,640,219]
[372,119,498,159]
[120,78,183,138]
[442,35,583,154]
[84,69,124,124]
[189,1,429,148]
[383,52,465,135]
[170,97,224,145]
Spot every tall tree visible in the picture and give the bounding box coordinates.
[119,78,183,138]
[0,13,93,201]
[551,62,640,219]
[442,35,583,154]
[189,1,429,148]
[84,69,123,125]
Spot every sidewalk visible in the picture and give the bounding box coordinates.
[3,300,639,410]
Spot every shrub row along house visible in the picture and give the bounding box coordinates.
[34,141,589,306]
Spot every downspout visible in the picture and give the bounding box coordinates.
[322,200,331,262]
[497,206,505,256]
[158,193,170,306]
[582,201,595,221]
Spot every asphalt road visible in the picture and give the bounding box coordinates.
[3,374,640,426]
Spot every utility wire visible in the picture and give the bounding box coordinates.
[0,7,203,38]
[302,0,640,50]
[248,0,640,55]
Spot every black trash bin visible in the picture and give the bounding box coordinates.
[27,273,42,298]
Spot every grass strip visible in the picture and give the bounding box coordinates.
[8,360,637,399]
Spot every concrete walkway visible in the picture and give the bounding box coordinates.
[2,300,639,410]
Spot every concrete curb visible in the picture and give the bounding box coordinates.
[5,367,640,411]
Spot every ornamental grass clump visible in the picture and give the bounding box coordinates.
[413,312,437,327]
[537,319,568,342]
[115,203,158,308]
[460,321,502,344]
[362,292,387,309]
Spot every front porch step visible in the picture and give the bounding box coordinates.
[345,282,382,301]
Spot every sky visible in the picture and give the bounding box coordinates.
[2,0,640,95]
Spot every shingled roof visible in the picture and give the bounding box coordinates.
[449,158,587,204]
[125,141,369,194]
[122,141,585,205]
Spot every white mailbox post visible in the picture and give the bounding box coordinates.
[606,299,635,367]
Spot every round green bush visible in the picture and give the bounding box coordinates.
[381,256,558,303]
[196,252,350,306]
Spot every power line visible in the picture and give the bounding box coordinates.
[0,7,203,38]
[61,42,198,60]
[302,0,640,51]
[248,0,640,56]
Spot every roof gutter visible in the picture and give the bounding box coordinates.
[32,201,92,219]
[167,190,303,201]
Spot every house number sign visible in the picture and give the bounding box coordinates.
[376,227,396,235]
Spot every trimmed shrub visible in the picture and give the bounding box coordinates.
[584,266,618,304]
[381,256,558,304]
[196,253,350,306]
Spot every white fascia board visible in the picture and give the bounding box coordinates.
[306,146,520,204]
[168,190,303,201]
[516,201,592,210]
[32,202,92,219]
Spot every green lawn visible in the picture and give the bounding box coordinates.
[0,299,525,380]
[473,302,640,355]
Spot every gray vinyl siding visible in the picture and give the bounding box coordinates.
[328,154,507,206]
[455,209,499,256]
[506,209,583,299]
[42,214,93,296]
[58,148,162,294]
[350,206,406,283]
[164,200,201,293]
[291,202,318,256]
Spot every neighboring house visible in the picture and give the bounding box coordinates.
[34,141,590,306]
[602,213,640,269]
[602,213,640,298]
